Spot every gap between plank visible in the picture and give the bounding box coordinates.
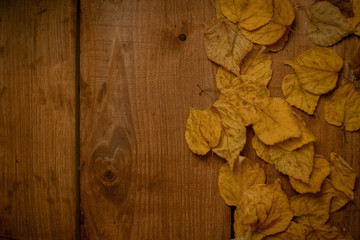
[75,0,81,239]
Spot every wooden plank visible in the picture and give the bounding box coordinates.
[242,0,360,238]
[0,1,77,239]
[80,0,230,239]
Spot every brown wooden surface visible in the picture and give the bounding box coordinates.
[1,0,360,239]
[0,1,77,239]
[79,0,231,239]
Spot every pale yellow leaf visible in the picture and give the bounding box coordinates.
[239,181,293,235]
[185,109,211,155]
[307,224,354,240]
[240,0,295,45]
[324,83,360,131]
[329,152,356,200]
[290,190,332,228]
[252,135,273,164]
[263,222,308,240]
[270,143,314,183]
[307,1,352,46]
[204,20,253,76]
[285,47,343,95]
[218,0,273,30]
[290,156,330,193]
[282,74,320,115]
[240,46,273,86]
[214,83,271,126]
[266,29,290,52]
[212,107,247,167]
[218,156,265,206]
[253,98,301,145]
[276,117,316,152]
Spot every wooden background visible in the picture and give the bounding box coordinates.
[0,0,359,239]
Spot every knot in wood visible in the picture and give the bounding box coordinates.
[178,34,186,41]
[95,157,119,187]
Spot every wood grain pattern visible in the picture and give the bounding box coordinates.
[0,1,77,239]
[79,0,231,239]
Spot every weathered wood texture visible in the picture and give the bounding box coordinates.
[0,1,77,239]
[79,0,231,239]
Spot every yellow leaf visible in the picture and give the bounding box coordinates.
[347,0,360,36]
[276,117,316,152]
[284,47,343,95]
[238,181,293,235]
[263,221,309,240]
[240,0,295,45]
[270,143,314,183]
[199,108,222,148]
[204,20,253,76]
[213,83,271,126]
[218,0,273,31]
[290,156,330,193]
[234,210,266,240]
[282,74,320,115]
[185,109,212,155]
[216,67,243,92]
[252,135,273,164]
[266,29,290,52]
[240,46,273,86]
[329,152,356,200]
[324,83,360,131]
[212,106,247,167]
[253,98,301,145]
[290,189,332,228]
[215,0,226,20]
[306,224,354,240]
[218,156,266,206]
[322,179,350,213]
[307,1,352,46]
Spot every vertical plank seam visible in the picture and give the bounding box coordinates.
[75,0,81,239]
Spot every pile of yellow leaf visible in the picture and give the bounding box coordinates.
[184,0,359,239]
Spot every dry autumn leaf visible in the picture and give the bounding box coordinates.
[234,210,265,240]
[347,0,360,36]
[200,108,222,148]
[240,0,295,45]
[218,156,265,206]
[270,143,314,183]
[252,135,272,164]
[322,179,351,213]
[185,108,221,155]
[285,47,343,95]
[212,107,247,167]
[216,67,243,92]
[276,117,316,152]
[253,98,301,145]
[290,190,332,228]
[290,155,330,193]
[238,181,293,236]
[204,20,253,76]
[306,224,354,240]
[307,1,352,46]
[316,0,354,18]
[214,83,271,126]
[329,152,356,200]
[324,83,360,131]
[282,74,320,115]
[266,29,290,52]
[240,46,273,86]
[263,221,308,240]
[218,0,273,31]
